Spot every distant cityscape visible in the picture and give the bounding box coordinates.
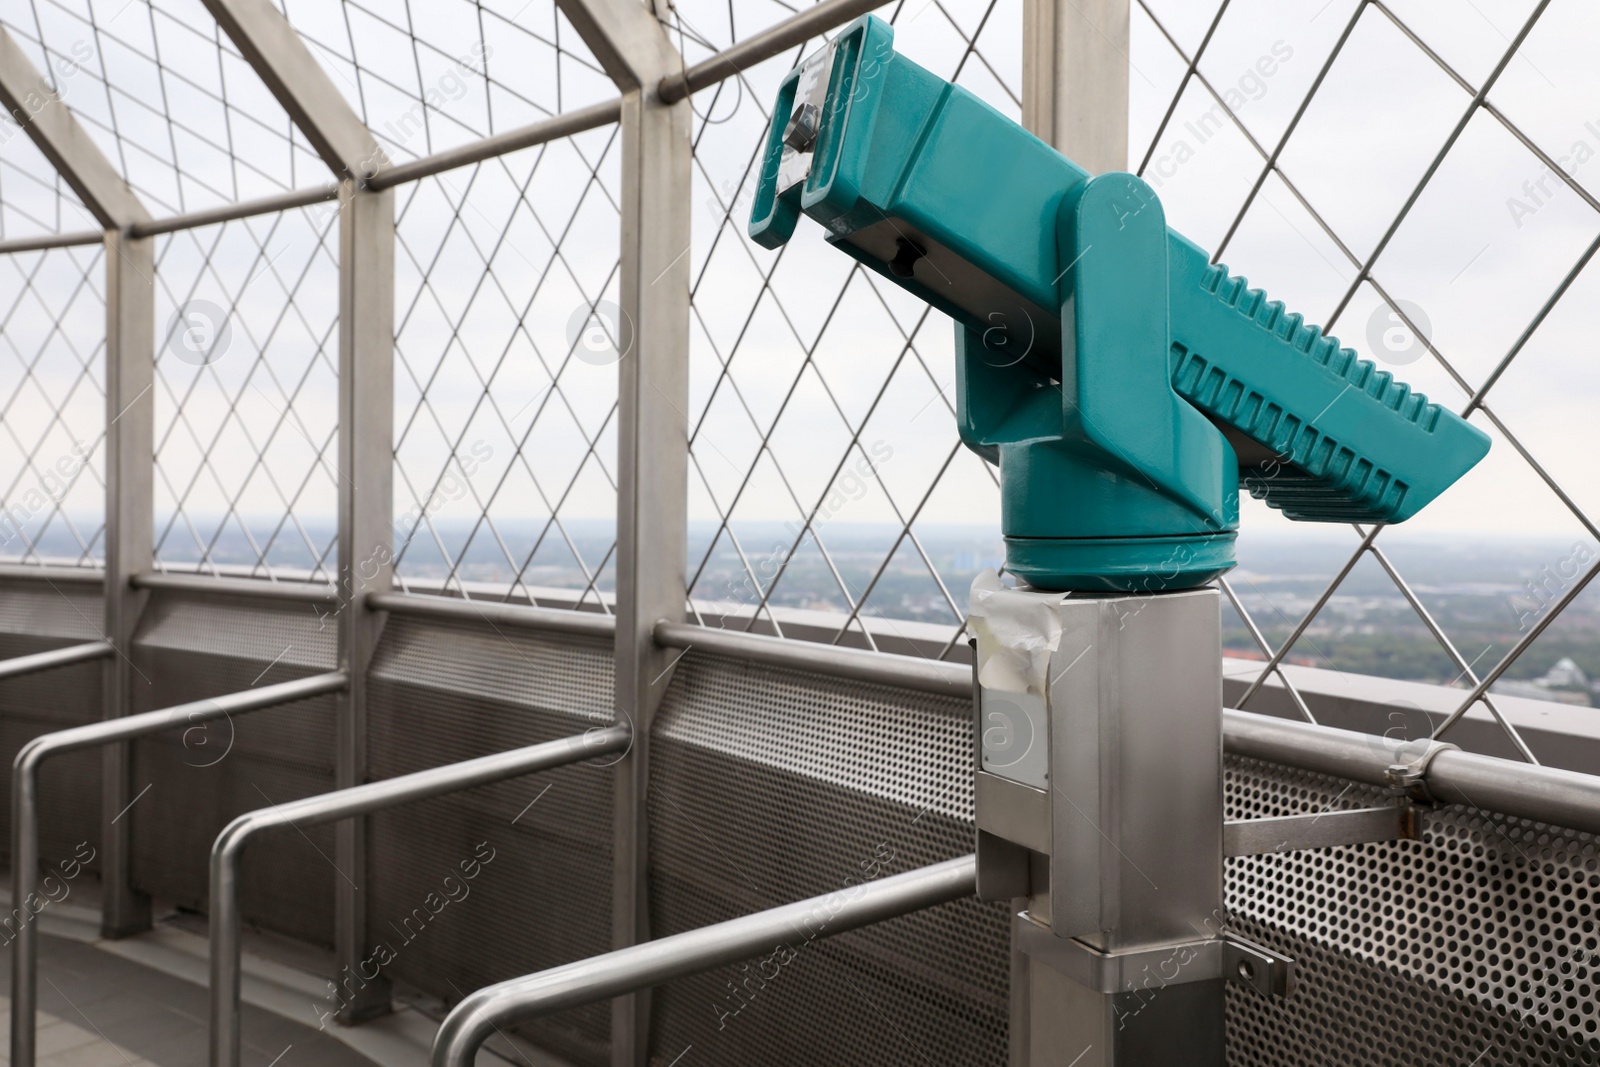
[10,516,1599,707]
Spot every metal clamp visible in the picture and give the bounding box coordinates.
[1384,738,1459,805]
[1013,913,1295,999]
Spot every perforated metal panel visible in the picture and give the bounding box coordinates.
[0,578,104,875]
[129,592,339,948]
[1224,755,1600,1066]
[365,615,617,1067]
[9,580,1595,1067]
[647,652,1010,1067]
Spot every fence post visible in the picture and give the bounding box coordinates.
[1022,0,1129,173]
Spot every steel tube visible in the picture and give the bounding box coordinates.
[1424,750,1600,835]
[1222,708,1600,837]
[209,724,629,1067]
[653,620,969,698]
[0,641,112,681]
[432,853,976,1067]
[657,0,886,103]
[132,571,340,605]
[0,229,103,254]
[127,183,342,238]
[367,100,623,190]
[0,564,104,585]
[368,591,615,639]
[8,670,346,1067]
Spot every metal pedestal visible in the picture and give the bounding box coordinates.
[971,581,1228,1066]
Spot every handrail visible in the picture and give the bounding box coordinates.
[8,670,349,1067]
[657,0,886,103]
[132,571,340,604]
[210,724,631,1067]
[432,854,976,1067]
[0,230,103,254]
[653,620,968,697]
[654,623,1600,835]
[128,183,342,239]
[1223,708,1600,837]
[367,100,623,190]
[369,591,615,639]
[0,563,104,584]
[0,641,113,681]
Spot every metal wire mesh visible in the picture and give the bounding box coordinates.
[671,0,1018,654]
[262,1,627,605]
[1,0,326,214]
[0,2,1597,1063]
[0,109,96,239]
[273,0,615,164]
[150,207,342,581]
[1131,0,1600,761]
[0,243,106,566]
[389,135,622,605]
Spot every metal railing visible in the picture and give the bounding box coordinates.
[431,854,976,1067]
[8,670,348,1067]
[209,724,631,1067]
[0,641,113,681]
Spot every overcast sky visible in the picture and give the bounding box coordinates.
[0,0,1595,563]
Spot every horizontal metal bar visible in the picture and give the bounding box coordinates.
[12,669,346,1067]
[1427,749,1600,836]
[128,184,342,238]
[432,853,975,1067]
[367,99,622,190]
[368,591,615,639]
[18,670,346,760]
[1223,805,1409,858]
[658,0,884,103]
[210,724,629,1067]
[132,571,340,605]
[0,642,113,681]
[0,229,104,254]
[646,629,1600,836]
[232,725,626,834]
[0,563,105,585]
[1222,709,1600,837]
[653,621,968,698]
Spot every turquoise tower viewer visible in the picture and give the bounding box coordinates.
[748,15,1489,593]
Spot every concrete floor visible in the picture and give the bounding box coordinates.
[0,934,376,1067]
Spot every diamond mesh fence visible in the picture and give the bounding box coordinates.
[1132,0,1600,754]
[0,242,106,565]
[150,206,342,580]
[390,138,622,605]
[2,0,326,214]
[0,0,1590,735]
[673,0,1019,653]
[274,0,616,164]
[0,0,1597,1063]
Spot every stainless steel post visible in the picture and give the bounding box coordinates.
[1022,0,1130,174]
[334,173,397,1023]
[100,227,156,942]
[972,584,1225,1066]
[8,672,346,1067]
[208,725,630,1067]
[579,4,694,1059]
